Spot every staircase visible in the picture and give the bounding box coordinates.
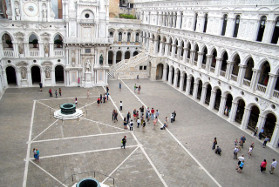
[109,52,149,79]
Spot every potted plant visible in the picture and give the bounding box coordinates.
[32,39,38,48]
[54,39,63,48]
[6,40,12,48]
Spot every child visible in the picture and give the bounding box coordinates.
[120,101,123,111]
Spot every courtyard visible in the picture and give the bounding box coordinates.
[0,79,278,187]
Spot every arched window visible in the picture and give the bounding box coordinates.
[194,13,198,31]
[29,34,38,48]
[2,33,13,48]
[271,17,279,44]
[118,32,122,42]
[203,13,208,33]
[233,15,240,38]
[109,31,114,38]
[221,14,228,36]
[256,16,267,42]
[127,32,131,42]
[135,33,140,42]
[54,34,63,48]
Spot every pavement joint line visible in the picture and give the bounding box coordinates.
[31,131,128,143]
[121,79,222,187]
[29,160,67,187]
[83,117,125,131]
[118,80,168,187]
[22,100,36,187]
[37,145,139,159]
[31,119,59,142]
[37,96,89,101]
[102,146,140,184]
[37,100,55,110]
[79,101,97,109]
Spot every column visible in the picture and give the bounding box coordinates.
[197,52,204,68]
[24,42,29,57]
[162,66,167,81]
[164,43,170,56]
[183,47,187,63]
[193,81,199,100]
[240,107,251,130]
[153,39,158,55]
[200,86,207,104]
[158,11,162,26]
[206,55,212,72]
[177,46,182,60]
[2,70,7,88]
[168,68,172,84]
[225,14,235,37]
[27,69,32,86]
[185,77,191,95]
[215,57,222,76]
[270,123,279,147]
[250,68,260,91]
[173,71,178,87]
[262,20,274,43]
[121,51,125,61]
[13,42,19,58]
[113,52,116,65]
[49,43,54,57]
[237,65,246,86]
[209,90,217,110]
[39,42,44,57]
[225,60,233,79]
[41,69,45,87]
[218,96,226,116]
[229,101,238,122]
[159,42,164,55]
[15,68,20,86]
[190,50,195,64]
[256,114,266,135]
[171,44,176,58]
[176,12,182,29]
[51,70,55,85]
[179,74,184,91]
[0,42,4,57]
[265,73,277,98]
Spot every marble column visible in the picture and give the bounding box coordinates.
[190,50,195,64]
[27,69,32,86]
[165,43,170,56]
[51,70,55,85]
[179,74,184,91]
[241,107,251,130]
[162,66,167,81]
[49,43,54,57]
[270,123,279,147]
[250,68,260,91]
[262,20,274,43]
[173,71,178,87]
[265,73,277,98]
[177,46,182,60]
[168,68,172,84]
[24,42,29,57]
[229,101,238,122]
[193,81,199,100]
[215,57,222,76]
[176,12,182,29]
[206,54,212,72]
[200,86,207,104]
[256,114,266,135]
[197,52,204,68]
[171,44,176,58]
[183,47,187,63]
[12,42,19,58]
[185,77,191,95]
[209,90,217,110]
[237,65,246,86]
[15,67,20,86]
[218,96,226,116]
[225,60,233,80]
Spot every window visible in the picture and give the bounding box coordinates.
[85,49,91,53]
[109,32,114,38]
[118,32,122,41]
[256,16,267,42]
[271,17,279,44]
[221,14,228,36]
[135,33,139,42]
[194,13,198,31]
[127,32,131,42]
[144,66,147,70]
[139,66,143,70]
[85,13,89,18]
[233,15,240,38]
[203,13,208,33]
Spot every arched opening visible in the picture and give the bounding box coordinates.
[118,32,122,41]
[271,17,279,44]
[224,94,233,116]
[55,65,64,83]
[127,32,131,42]
[211,49,217,70]
[6,66,17,85]
[214,89,222,111]
[162,37,166,55]
[263,113,277,139]
[29,34,39,49]
[197,80,202,100]
[166,65,169,81]
[247,105,260,131]
[233,15,240,38]
[256,16,267,42]
[194,13,198,31]
[205,84,212,105]
[116,51,122,63]
[221,14,228,36]
[235,99,245,124]
[108,51,113,65]
[181,41,184,58]
[169,38,173,55]
[31,66,41,84]
[243,58,254,87]
[135,33,140,42]
[183,73,187,91]
[125,51,130,59]
[157,36,161,53]
[231,54,240,81]
[258,61,270,88]
[189,77,195,96]
[54,34,63,48]
[203,13,208,33]
[156,64,164,80]
[176,70,180,88]
[175,40,178,55]
[171,67,175,85]
[194,44,199,62]
[187,43,191,59]
[133,51,139,56]
[2,33,13,49]
[220,51,228,76]
[202,47,207,68]
[274,70,279,97]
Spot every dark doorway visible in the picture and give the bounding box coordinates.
[189,77,194,95]
[108,51,113,65]
[55,65,64,83]
[247,106,260,131]
[156,64,163,80]
[214,89,222,111]
[263,113,276,139]
[31,66,41,84]
[235,99,245,124]
[205,84,212,105]
[6,66,17,85]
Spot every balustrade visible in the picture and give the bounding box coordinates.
[243,79,251,87]
[3,50,14,57]
[273,90,279,98]
[231,74,237,81]
[257,84,267,93]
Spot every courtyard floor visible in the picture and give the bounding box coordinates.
[0,79,278,187]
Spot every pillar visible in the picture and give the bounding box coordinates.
[250,68,260,91]
[197,52,204,68]
[183,47,187,63]
[153,39,158,55]
[215,57,222,76]
[51,69,55,85]
[240,107,251,130]
[13,42,19,58]
[159,42,164,55]
[165,43,170,56]
[179,74,184,91]
[256,114,266,135]
[176,12,182,29]
[177,46,182,60]
[113,51,116,65]
[225,60,233,79]
[190,50,195,64]
[200,86,207,104]
[15,68,20,86]
[237,65,246,86]
[2,69,7,87]
[270,123,279,147]
[193,81,199,100]
[206,55,212,72]
[185,77,191,95]
[39,42,44,57]
[162,66,167,81]
[0,42,4,57]
[173,71,178,87]
[49,43,54,57]
[27,69,32,86]
[218,96,226,116]
[262,20,274,43]
[168,68,172,84]
[24,42,29,57]
[209,90,217,110]
[171,44,176,58]
[229,101,238,122]
[121,51,125,61]
[41,69,45,87]
[265,73,277,98]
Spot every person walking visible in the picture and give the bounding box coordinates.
[138,85,141,94]
[240,136,246,148]
[75,97,78,105]
[155,110,159,118]
[259,127,264,140]
[270,159,277,174]
[134,84,137,93]
[233,146,239,159]
[215,146,222,155]
[236,155,245,170]
[127,112,131,123]
[120,101,123,111]
[263,136,269,148]
[100,94,102,103]
[170,113,174,123]
[121,136,126,149]
[142,120,146,127]
[87,90,90,99]
[137,118,141,128]
[39,82,43,92]
[129,120,134,131]
[103,94,106,103]
[212,137,217,150]
[59,88,62,96]
[119,82,121,90]
[153,116,158,126]
[237,161,244,173]
[49,88,52,97]
[172,111,176,122]
[140,106,144,117]
[260,159,267,172]
[114,110,118,122]
[112,110,115,121]
[55,90,58,98]
[248,145,253,158]
[33,148,37,160]
[123,117,128,129]
[151,108,155,120]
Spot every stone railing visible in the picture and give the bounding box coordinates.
[30,50,39,57]
[231,74,237,82]
[210,67,215,73]
[3,50,14,57]
[220,70,226,77]
[243,79,251,87]
[273,90,279,99]
[54,49,64,56]
[257,84,267,93]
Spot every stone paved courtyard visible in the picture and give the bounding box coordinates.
[0,79,279,187]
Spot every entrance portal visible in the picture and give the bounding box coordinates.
[31,66,41,84]
[55,65,64,83]
[6,66,17,85]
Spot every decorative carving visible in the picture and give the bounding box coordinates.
[20,67,27,79]
[99,54,104,65]
[45,66,51,78]
[71,50,76,67]
[85,59,91,72]
[259,100,269,110]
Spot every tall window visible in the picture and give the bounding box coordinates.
[118,32,122,42]
[203,13,208,33]
[233,15,240,38]
[194,13,198,31]
[221,14,228,36]
[271,17,279,44]
[127,32,131,42]
[256,16,267,42]
[135,33,139,42]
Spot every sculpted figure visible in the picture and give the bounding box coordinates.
[45,68,51,78]
[86,60,91,72]
[21,67,26,79]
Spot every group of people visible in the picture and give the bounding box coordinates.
[33,148,40,161]
[48,88,62,97]
[134,84,141,94]
[212,136,277,174]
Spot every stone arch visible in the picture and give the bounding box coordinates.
[156,63,164,80]
[5,66,17,85]
[124,51,131,59]
[55,65,64,83]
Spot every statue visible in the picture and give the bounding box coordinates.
[44,43,49,55]
[99,55,104,65]
[85,60,91,72]
[71,51,76,66]
[45,67,51,78]
[18,43,24,54]
[21,67,26,79]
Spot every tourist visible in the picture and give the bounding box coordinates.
[234,138,238,147]
[103,94,106,103]
[142,119,146,127]
[112,110,115,121]
[39,82,43,92]
[263,136,269,148]
[237,161,244,173]
[75,97,78,105]
[100,94,102,103]
[140,106,144,117]
[127,111,131,123]
[133,109,137,120]
[215,146,222,155]
[170,113,174,123]
[138,85,141,94]
[248,145,253,158]
[260,159,267,172]
[106,92,109,101]
[55,90,58,98]
[259,127,264,140]
[172,111,176,122]
[114,110,118,123]
[270,159,277,174]
[34,148,40,162]
[151,108,155,119]
[237,155,245,170]
[212,137,217,150]
[121,136,126,149]
[224,106,229,116]
[59,88,62,96]
[119,82,121,89]
[123,117,128,129]
[120,101,123,111]
[233,146,239,159]
[137,117,141,128]
[49,88,52,97]
[97,97,100,105]
[106,86,109,93]
[160,122,167,130]
[129,120,134,131]
[87,90,89,99]
[153,116,158,126]
[134,84,137,92]
[240,136,246,148]
[33,148,37,159]
[155,110,159,118]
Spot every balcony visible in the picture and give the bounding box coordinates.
[3,49,14,57]
[30,49,39,57]
[54,49,64,57]
[273,90,279,99]
[257,84,266,93]
[243,79,251,87]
